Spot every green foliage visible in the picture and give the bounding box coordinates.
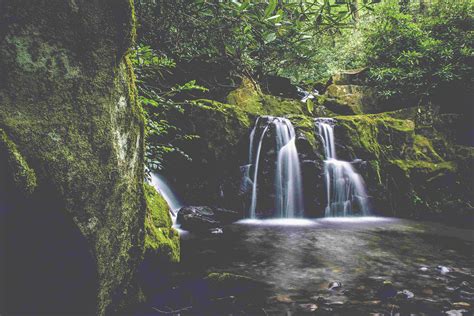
[363,0,473,106]
[136,0,378,80]
[131,45,204,171]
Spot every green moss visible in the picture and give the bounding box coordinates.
[261,94,305,116]
[128,0,137,46]
[335,113,415,159]
[205,272,254,284]
[144,224,180,263]
[370,160,382,185]
[0,129,37,195]
[287,114,317,147]
[143,183,180,262]
[413,134,444,163]
[144,183,172,228]
[226,77,264,114]
[226,78,305,116]
[390,159,456,174]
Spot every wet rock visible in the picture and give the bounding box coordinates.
[437,265,451,274]
[210,228,224,235]
[298,303,318,312]
[452,302,471,308]
[397,289,414,299]
[177,206,240,232]
[328,281,343,291]
[446,309,468,316]
[273,295,293,304]
[203,272,267,303]
[422,288,434,296]
[376,281,397,300]
[311,296,328,304]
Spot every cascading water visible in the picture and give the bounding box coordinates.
[315,118,370,217]
[150,173,184,226]
[245,116,304,218]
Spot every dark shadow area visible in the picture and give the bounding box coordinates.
[0,186,98,315]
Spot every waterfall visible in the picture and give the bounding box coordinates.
[150,173,184,226]
[315,118,370,217]
[246,116,304,218]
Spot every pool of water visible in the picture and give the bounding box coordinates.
[150,218,474,315]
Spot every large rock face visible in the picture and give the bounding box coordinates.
[162,76,472,223]
[0,1,145,314]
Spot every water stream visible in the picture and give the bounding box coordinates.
[246,116,304,218]
[150,173,184,226]
[315,118,370,216]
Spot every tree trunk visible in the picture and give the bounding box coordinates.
[351,0,360,24]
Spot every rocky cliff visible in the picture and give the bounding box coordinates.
[0,1,146,314]
[159,74,473,223]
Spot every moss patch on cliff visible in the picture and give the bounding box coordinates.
[335,113,415,160]
[331,111,471,219]
[227,78,305,116]
[227,77,264,114]
[0,129,37,196]
[390,159,456,175]
[144,183,179,263]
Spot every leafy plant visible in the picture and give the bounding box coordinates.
[362,0,473,108]
[131,45,205,172]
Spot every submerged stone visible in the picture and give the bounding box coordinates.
[177,206,240,232]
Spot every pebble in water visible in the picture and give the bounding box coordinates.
[328,282,343,291]
[437,265,451,275]
[210,228,223,234]
[398,289,414,299]
[298,303,318,312]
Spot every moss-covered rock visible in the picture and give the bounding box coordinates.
[323,84,379,115]
[143,183,179,263]
[0,1,145,314]
[227,77,306,116]
[331,111,472,220]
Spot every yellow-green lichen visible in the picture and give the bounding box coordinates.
[413,134,444,163]
[0,129,37,195]
[390,159,456,174]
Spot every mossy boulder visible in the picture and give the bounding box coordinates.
[331,112,472,220]
[323,84,379,115]
[143,183,179,263]
[227,77,307,116]
[0,1,146,314]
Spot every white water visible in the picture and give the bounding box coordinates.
[150,173,184,226]
[315,118,370,217]
[246,116,304,218]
